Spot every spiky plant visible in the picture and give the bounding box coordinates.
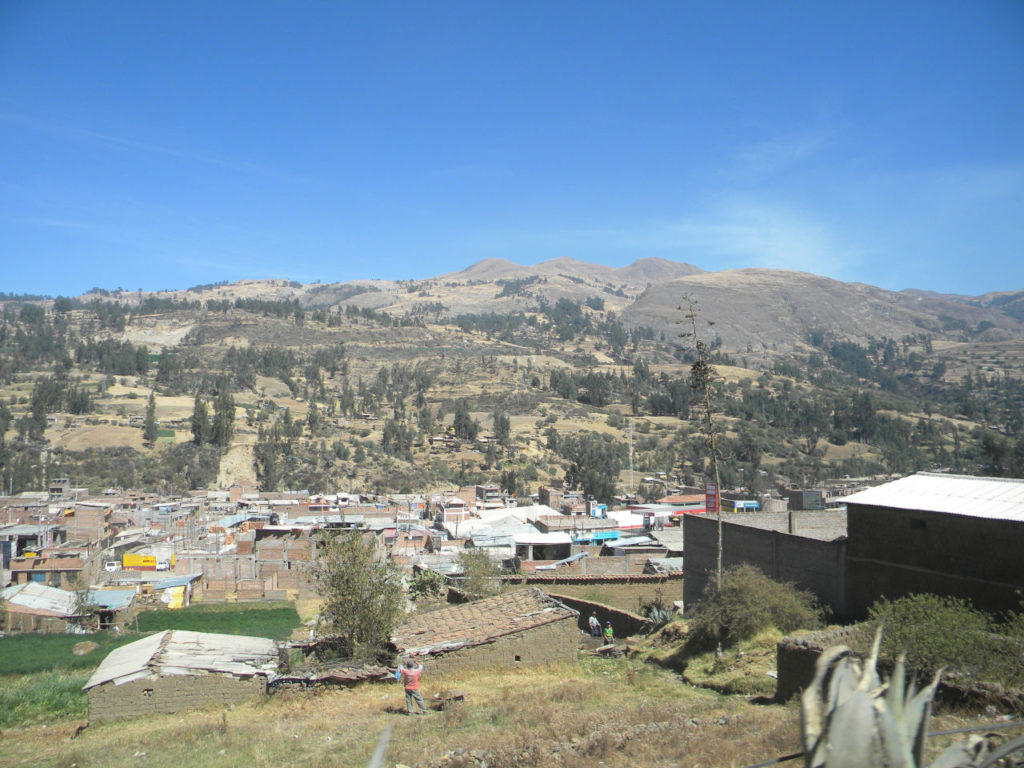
[800,628,1022,768]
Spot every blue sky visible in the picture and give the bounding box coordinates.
[2,2,1022,298]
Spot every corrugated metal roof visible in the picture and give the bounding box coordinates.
[88,589,136,611]
[512,531,572,545]
[0,582,77,616]
[607,535,656,548]
[842,472,1024,521]
[0,524,61,537]
[84,630,279,690]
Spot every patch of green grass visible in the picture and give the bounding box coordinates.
[0,670,90,726]
[135,601,301,640]
[0,632,137,676]
[157,428,175,438]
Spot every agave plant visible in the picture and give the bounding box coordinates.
[798,627,1024,768]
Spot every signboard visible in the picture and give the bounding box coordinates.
[705,483,718,516]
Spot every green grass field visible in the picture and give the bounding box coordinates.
[134,600,301,640]
[0,601,303,727]
[0,632,137,676]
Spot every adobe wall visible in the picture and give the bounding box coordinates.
[502,574,683,614]
[683,515,847,619]
[774,626,870,702]
[846,505,1024,618]
[418,618,577,678]
[546,594,650,637]
[87,673,268,722]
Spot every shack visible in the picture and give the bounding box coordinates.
[83,630,280,722]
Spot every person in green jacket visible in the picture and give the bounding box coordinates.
[602,621,614,645]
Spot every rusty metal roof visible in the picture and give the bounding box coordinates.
[842,472,1024,521]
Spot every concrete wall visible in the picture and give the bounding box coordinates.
[683,514,848,619]
[87,673,268,722]
[418,617,577,677]
[846,504,1024,618]
[502,573,683,614]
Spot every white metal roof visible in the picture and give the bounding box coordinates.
[83,630,280,690]
[841,472,1024,522]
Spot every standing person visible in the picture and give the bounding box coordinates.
[588,612,601,637]
[603,621,614,645]
[398,659,428,715]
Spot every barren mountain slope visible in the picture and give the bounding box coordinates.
[620,269,1024,356]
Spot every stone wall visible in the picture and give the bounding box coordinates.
[683,514,847,619]
[87,673,268,722]
[419,618,577,677]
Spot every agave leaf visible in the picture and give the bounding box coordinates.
[859,624,884,692]
[907,669,943,766]
[802,645,853,762]
[927,735,988,768]
[822,690,881,768]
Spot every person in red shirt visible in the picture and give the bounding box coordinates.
[397,659,428,715]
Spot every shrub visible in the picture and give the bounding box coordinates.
[867,593,1024,685]
[686,564,824,650]
[408,569,445,600]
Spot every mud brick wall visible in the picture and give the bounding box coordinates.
[87,673,268,722]
[418,618,577,678]
[502,574,682,614]
[774,626,870,701]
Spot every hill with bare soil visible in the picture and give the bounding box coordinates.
[2,257,1022,497]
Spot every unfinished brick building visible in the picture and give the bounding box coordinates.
[391,587,578,675]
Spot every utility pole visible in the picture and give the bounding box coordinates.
[628,417,634,494]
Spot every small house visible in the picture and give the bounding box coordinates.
[83,630,280,722]
[391,587,578,675]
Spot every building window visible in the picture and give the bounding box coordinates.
[142,688,153,697]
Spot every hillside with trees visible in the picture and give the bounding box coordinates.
[1,260,1023,498]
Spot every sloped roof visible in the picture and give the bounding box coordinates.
[83,630,280,690]
[392,587,577,657]
[841,472,1024,522]
[1,582,77,616]
[0,582,135,615]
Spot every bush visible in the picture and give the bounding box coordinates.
[686,564,824,650]
[867,593,1024,685]
[408,569,445,600]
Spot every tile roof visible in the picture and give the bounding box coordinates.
[842,472,1024,522]
[392,587,577,657]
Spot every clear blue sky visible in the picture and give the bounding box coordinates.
[2,2,1022,298]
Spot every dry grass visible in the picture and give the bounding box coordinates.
[0,657,804,768]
